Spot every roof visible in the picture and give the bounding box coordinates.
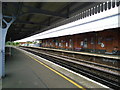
[2,2,100,41]
[16,6,119,42]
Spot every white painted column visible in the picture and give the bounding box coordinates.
[0,2,15,78]
[0,1,3,78]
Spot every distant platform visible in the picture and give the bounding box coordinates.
[21,46,120,60]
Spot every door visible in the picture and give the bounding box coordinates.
[105,37,113,52]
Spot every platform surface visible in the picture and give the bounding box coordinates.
[3,48,81,89]
[2,47,110,89]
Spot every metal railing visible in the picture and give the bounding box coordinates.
[65,0,120,23]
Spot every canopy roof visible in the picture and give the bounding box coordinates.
[2,2,100,41]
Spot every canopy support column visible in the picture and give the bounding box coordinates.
[0,1,3,79]
[0,1,15,78]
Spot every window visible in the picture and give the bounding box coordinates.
[46,41,47,46]
[66,42,68,47]
[50,43,52,46]
[98,37,103,44]
[84,38,87,48]
[80,41,84,46]
[56,42,58,46]
[61,40,63,47]
[91,37,94,44]
[69,39,72,48]
[42,43,44,46]
[59,43,61,47]
[69,44,72,48]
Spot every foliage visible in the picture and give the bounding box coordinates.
[6,41,20,46]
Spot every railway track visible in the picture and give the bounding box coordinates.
[20,47,120,89]
[30,47,119,71]
[22,46,120,68]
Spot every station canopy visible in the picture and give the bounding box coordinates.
[2,2,101,41]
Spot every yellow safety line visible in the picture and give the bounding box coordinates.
[26,53,86,90]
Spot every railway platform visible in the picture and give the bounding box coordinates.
[1,1,120,90]
[2,46,109,89]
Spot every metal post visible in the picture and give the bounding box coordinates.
[0,1,3,78]
[1,29,7,77]
[0,2,15,78]
[9,38,12,56]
